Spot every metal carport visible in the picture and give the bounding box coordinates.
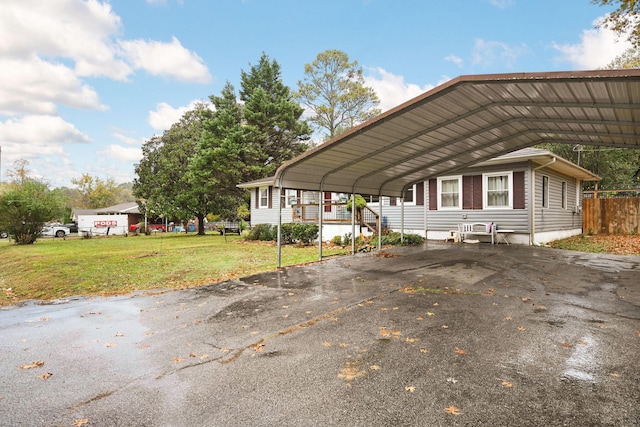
[272,69,640,266]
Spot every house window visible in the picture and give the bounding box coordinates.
[402,184,416,205]
[484,172,512,209]
[285,189,298,208]
[437,176,462,209]
[259,186,269,209]
[561,181,567,209]
[542,176,549,208]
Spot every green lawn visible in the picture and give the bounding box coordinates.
[0,233,347,305]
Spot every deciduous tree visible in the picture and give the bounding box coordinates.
[0,161,66,244]
[593,0,640,48]
[296,50,381,140]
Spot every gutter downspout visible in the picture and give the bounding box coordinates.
[530,157,556,245]
[378,193,383,251]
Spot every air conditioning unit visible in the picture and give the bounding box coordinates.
[572,205,582,214]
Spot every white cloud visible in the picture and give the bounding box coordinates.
[98,144,142,163]
[148,100,211,131]
[445,54,464,68]
[471,39,529,68]
[0,115,90,145]
[0,56,106,116]
[119,37,211,83]
[487,0,513,9]
[0,115,89,176]
[112,132,143,146]
[364,68,439,112]
[552,16,632,69]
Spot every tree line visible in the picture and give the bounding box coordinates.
[133,50,379,235]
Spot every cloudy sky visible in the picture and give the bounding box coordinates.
[0,0,631,188]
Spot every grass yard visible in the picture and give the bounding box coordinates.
[0,233,348,306]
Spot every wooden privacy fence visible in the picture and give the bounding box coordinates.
[583,197,640,234]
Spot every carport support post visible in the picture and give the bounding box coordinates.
[277,186,282,268]
[351,193,356,255]
[377,195,382,251]
[401,195,405,244]
[318,190,323,260]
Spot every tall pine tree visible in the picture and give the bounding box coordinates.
[240,53,311,175]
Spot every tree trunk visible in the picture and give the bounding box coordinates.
[197,213,206,235]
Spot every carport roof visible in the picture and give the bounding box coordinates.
[274,69,640,198]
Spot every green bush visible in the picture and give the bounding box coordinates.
[244,224,276,241]
[280,223,295,244]
[331,235,343,246]
[370,231,424,246]
[292,224,319,244]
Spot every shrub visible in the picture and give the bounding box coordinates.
[292,224,319,244]
[370,232,424,246]
[244,224,276,241]
[331,235,343,246]
[280,223,295,244]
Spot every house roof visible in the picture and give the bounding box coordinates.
[96,202,140,214]
[72,202,140,219]
[475,147,600,181]
[274,69,640,198]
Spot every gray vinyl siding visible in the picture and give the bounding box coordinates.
[249,187,280,225]
[534,167,582,232]
[380,204,425,230]
[425,163,531,233]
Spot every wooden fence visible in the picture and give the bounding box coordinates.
[583,197,640,234]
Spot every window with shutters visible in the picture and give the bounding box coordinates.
[437,176,462,209]
[259,186,269,208]
[483,172,512,209]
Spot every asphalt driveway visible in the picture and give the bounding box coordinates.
[1,242,639,426]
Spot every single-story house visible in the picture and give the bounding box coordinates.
[239,148,599,245]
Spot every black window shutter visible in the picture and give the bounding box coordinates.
[428,179,437,210]
[416,182,424,206]
[513,171,525,209]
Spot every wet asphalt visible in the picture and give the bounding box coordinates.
[1,242,639,427]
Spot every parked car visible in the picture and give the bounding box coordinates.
[0,231,8,239]
[41,225,70,238]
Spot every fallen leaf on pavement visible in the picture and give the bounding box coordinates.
[370,365,381,370]
[105,342,117,347]
[73,419,89,426]
[455,348,466,355]
[405,337,420,343]
[561,343,573,348]
[173,357,185,363]
[252,342,265,352]
[577,340,588,345]
[420,348,429,353]
[505,317,512,321]
[37,372,53,380]
[609,372,620,377]
[518,326,526,331]
[444,405,461,415]
[501,380,513,388]
[426,312,435,316]
[441,325,449,329]
[19,361,44,370]
[405,386,416,392]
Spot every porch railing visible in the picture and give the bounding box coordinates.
[291,202,379,232]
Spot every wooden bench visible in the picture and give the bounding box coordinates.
[458,222,496,244]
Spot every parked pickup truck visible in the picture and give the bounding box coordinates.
[41,225,70,238]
